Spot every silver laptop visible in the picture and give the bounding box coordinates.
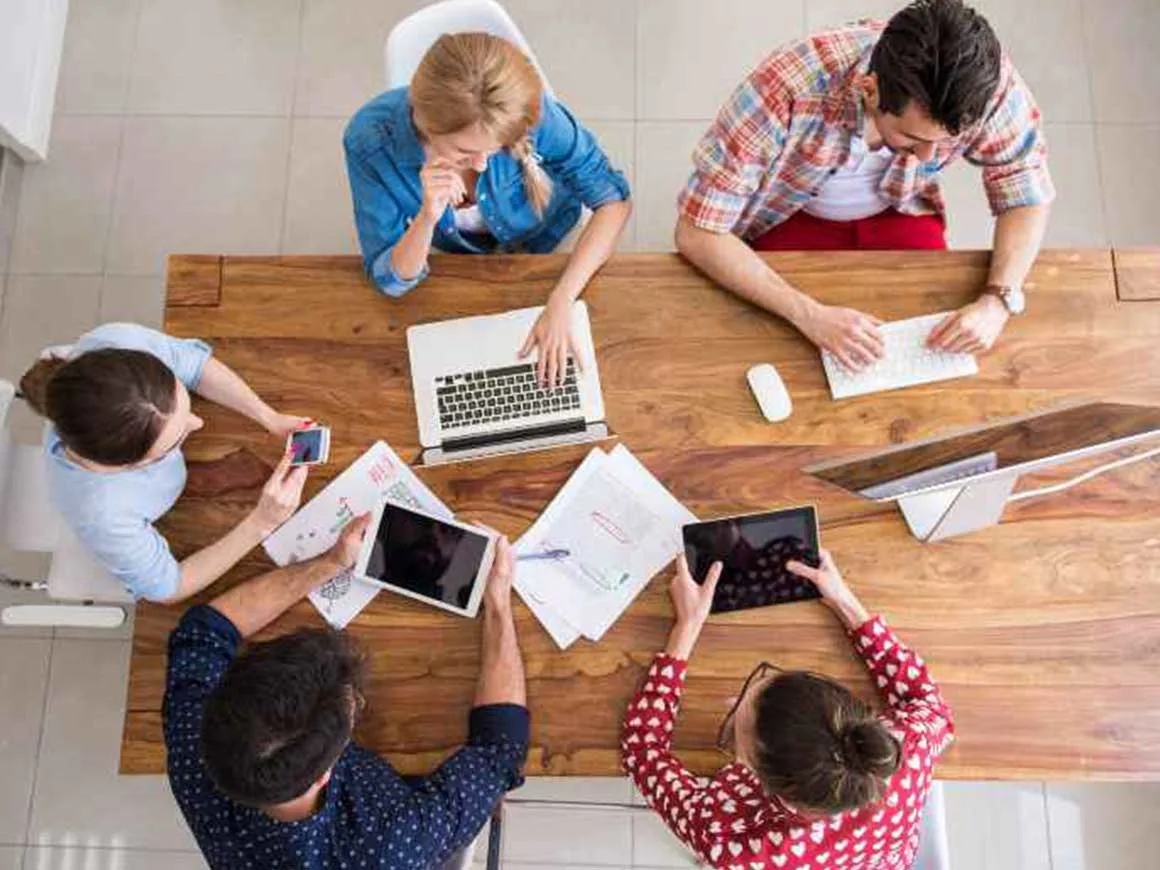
[407,303,609,466]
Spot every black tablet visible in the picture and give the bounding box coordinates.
[682,507,821,614]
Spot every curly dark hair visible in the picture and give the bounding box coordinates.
[870,0,1003,135]
[201,629,367,807]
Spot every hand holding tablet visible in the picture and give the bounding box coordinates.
[355,501,497,618]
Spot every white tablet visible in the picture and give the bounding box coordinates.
[355,500,496,618]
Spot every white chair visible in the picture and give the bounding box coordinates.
[914,781,951,870]
[0,378,129,629]
[384,0,554,92]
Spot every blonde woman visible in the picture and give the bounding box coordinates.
[344,32,632,386]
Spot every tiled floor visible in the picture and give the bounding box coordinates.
[2,1,1160,868]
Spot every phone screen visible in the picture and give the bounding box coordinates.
[290,428,325,464]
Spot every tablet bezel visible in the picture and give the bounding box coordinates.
[355,499,496,618]
[681,505,820,614]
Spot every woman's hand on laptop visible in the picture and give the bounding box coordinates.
[520,293,583,389]
[786,549,870,631]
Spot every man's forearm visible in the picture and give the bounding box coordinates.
[987,203,1050,290]
[196,358,277,430]
[474,601,526,707]
[209,552,344,639]
[675,217,817,325]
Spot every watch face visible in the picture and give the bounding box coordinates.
[1004,287,1026,315]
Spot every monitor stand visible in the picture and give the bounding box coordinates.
[896,474,1018,542]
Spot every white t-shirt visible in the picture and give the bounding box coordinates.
[453,203,490,235]
[804,136,894,222]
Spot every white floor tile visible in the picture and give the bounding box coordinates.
[107,117,291,276]
[638,0,805,121]
[944,781,1051,870]
[283,118,359,256]
[10,117,122,275]
[0,638,51,843]
[1097,124,1160,247]
[634,121,706,251]
[502,804,632,866]
[55,0,141,115]
[632,812,699,868]
[583,121,637,251]
[296,0,425,118]
[22,848,207,870]
[1084,0,1160,124]
[1038,123,1106,247]
[1046,783,1160,870]
[939,156,995,250]
[0,276,102,384]
[504,0,636,121]
[0,848,20,870]
[28,640,198,851]
[127,0,301,116]
[99,276,166,330]
[513,776,634,806]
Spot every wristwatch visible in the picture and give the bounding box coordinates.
[982,283,1026,315]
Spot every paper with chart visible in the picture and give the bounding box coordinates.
[263,441,451,629]
[515,445,696,645]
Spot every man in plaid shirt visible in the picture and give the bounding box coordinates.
[674,0,1054,371]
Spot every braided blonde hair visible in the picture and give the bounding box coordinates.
[410,32,553,215]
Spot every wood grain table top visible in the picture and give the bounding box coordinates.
[120,248,1160,781]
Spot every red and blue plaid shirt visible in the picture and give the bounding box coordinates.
[678,22,1055,238]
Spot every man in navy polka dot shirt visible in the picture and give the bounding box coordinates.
[163,513,530,869]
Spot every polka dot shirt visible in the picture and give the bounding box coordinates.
[163,606,529,870]
[620,615,955,870]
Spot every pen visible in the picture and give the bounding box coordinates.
[517,548,571,562]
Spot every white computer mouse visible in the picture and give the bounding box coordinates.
[747,363,792,422]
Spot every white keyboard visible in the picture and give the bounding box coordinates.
[821,312,979,400]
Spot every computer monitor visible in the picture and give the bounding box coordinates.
[805,402,1160,541]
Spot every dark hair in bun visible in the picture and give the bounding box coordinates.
[752,672,901,814]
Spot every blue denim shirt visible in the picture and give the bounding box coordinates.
[344,88,631,296]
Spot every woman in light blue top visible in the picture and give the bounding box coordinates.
[18,323,314,603]
[344,32,632,387]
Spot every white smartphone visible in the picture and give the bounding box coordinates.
[287,426,331,466]
[355,500,497,618]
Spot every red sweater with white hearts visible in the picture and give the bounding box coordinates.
[621,616,954,870]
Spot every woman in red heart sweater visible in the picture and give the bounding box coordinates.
[621,550,954,870]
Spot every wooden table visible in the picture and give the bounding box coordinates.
[121,249,1160,781]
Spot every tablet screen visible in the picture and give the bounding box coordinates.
[363,503,490,611]
[683,507,820,614]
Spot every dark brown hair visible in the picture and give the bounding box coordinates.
[871,0,1002,135]
[19,349,177,466]
[752,672,901,814]
[201,629,367,807]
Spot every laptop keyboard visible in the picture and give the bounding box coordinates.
[435,362,582,431]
